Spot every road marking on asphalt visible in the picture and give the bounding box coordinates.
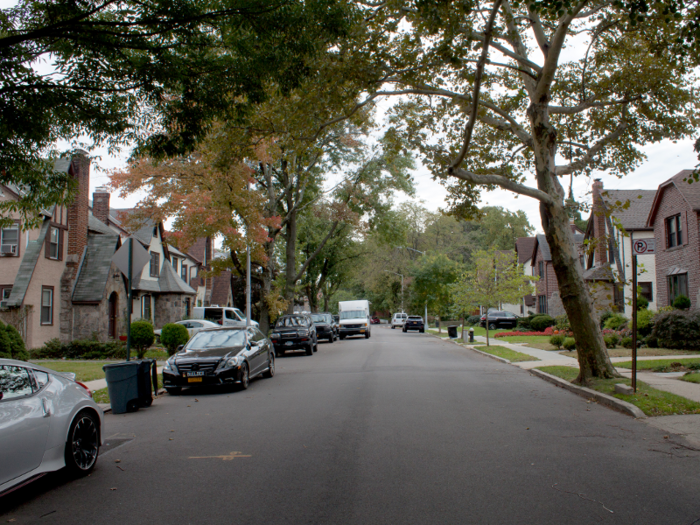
[189,451,252,461]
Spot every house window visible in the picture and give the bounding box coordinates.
[1,224,19,256]
[149,252,160,277]
[48,226,60,259]
[639,282,653,302]
[172,257,178,270]
[41,286,53,325]
[666,215,682,248]
[0,286,12,300]
[668,273,688,304]
[538,295,548,314]
[181,264,188,282]
[538,261,544,277]
[142,295,152,321]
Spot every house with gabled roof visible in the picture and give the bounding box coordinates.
[647,169,700,309]
[515,236,537,315]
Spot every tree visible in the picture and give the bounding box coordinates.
[0,0,351,225]
[409,253,462,319]
[354,0,700,382]
[451,248,537,346]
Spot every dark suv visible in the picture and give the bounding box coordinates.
[479,311,519,330]
[310,312,337,343]
[403,316,424,333]
[269,314,318,356]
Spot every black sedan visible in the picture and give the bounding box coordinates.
[310,312,337,343]
[403,315,425,333]
[270,314,318,356]
[479,311,519,330]
[162,326,274,395]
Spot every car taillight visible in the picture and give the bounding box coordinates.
[77,381,92,398]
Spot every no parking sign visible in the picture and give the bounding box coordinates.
[632,239,655,255]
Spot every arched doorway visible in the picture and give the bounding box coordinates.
[108,292,118,339]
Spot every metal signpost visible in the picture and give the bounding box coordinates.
[631,238,655,392]
[112,238,150,361]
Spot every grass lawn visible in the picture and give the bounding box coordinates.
[537,365,700,416]
[564,348,700,360]
[29,360,112,382]
[498,335,551,344]
[93,377,163,404]
[614,357,700,371]
[681,373,700,384]
[475,345,539,363]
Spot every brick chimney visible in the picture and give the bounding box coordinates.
[93,186,111,226]
[67,151,90,261]
[591,179,608,266]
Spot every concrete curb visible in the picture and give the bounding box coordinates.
[98,389,166,415]
[466,345,512,365]
[530,369,647,419]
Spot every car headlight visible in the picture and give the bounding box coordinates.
[271,332,280,339]
[164,358,178,373]
[297,330,309,336]
[225,356,241,368]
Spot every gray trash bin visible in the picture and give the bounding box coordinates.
[447,326,458,339]
[103,361,141,414]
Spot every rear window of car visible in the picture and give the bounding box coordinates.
[408,316,422,320]
[311,314,331,323]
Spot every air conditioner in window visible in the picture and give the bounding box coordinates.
[1,244,17,255]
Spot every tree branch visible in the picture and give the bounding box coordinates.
[555,121,629,175]
[450,168,556,205]
[549,95,642,114]
[294,220,340,282]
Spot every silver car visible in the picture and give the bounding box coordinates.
[0,359,104,497]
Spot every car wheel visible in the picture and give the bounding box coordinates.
[420,329,424,333]
[238,363,250,390]
[328,336,334,343]
[488,323,497,330]
[366,330,370,339]
[65,410,100,476]
[391,325,395,329]
[339,335,346,340]
[306,343,314,355]
[166,387,181,396]
[263,354,275,378]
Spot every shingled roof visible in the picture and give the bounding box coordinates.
[72,232,121,303]
[4,221,50,307]
[210,270,232,306]
[601,189,657,231]
[515,237,536,264]
[132,261,196,294]
[532,232,584,263]
[647,169,699,226]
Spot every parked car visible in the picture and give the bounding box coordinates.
[480,311,519,330]
[155,319,220,341]
[310,313,337,343]
[192,306,259,328]
[403,315,425,333]
[391,312,408,329]
[371,316,380,324]
[0,359,104,497]
[162,326,274,395]
[269,314,318,356]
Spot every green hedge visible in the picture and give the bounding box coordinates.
[31,338,126,360]
[160,323,190,355]
[0,322,29,361]
[651,310,700,350]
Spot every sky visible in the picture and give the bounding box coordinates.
[3,0,698,234]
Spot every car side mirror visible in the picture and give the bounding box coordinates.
[177,345,184,352]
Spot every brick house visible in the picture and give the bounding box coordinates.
[515,236,537,315]
[584,180,657,315]
[646,169,700,308]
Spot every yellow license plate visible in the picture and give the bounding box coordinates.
[360,329,365,332]
[187,377,203,383]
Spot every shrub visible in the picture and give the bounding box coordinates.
[554,315,570,332]
[603,313,628,330]
[30,338,125,360]
[549,334,565,349]
[5,324,28,361]
[516,317,531,329]
[562,337,576,351]
[160,323,190,355]
[637,295,649,310]
[599,311,614,329]
[603,334,620,348]
[621,336,634,349]
[673,295,691,310]
[636,309,655,337]
[466,315,481,326]
[651,310,700,350]
[530,315,555,332]
[131,320,155,359]
[645,335,658,348]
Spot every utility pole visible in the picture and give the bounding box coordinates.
[246,181,252,328]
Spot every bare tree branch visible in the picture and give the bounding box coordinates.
[451,168,556,205]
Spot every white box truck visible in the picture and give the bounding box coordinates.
[338,300,371,339]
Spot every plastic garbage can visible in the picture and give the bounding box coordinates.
[136,360,156,408]
[103,361,141,414]
[447,326,458,339]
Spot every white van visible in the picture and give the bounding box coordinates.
[338,300,371,339]
[391,312,408,329]
[192,306,259,328]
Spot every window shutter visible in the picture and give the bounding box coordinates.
[58,228,63,261]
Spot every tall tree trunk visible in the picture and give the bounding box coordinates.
[285,200,297,314]
[530,102,617,383]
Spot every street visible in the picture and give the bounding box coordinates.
[2,327,700,524]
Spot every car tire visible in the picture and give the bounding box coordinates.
[328,336,334,343]
[488,323,497,330]
[238,363,250,390]
[340,335,346,340]
[65,410,100,476]
[306,343,313,355]
[366,331,370,339]
[391,325,395,329]
[263,354,275,378]
[420,329,424,333]
[166,387,182,396]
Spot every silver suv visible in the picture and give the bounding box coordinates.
[391,312,408,329]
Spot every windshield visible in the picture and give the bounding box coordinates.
[340,310,366,320]
[186,330,246,350]
[311,314,331,323]
[276,316,306,327]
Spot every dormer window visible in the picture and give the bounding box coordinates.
[181,264,187,282]
[1,224,19,256]
[150,252,160,277]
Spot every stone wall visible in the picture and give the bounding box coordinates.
[72,263,128,341]
[154,293,192,328]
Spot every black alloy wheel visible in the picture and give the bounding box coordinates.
[488,323,497,330]
[263,354,275,378]
[65,410,100,475]
[239,363,250,390]
[166,387,182,396]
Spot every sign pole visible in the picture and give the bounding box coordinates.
[631,254,637,393]
[126,238,133,362]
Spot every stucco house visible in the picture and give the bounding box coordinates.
[646,169,700,308]
[515,236,537,315]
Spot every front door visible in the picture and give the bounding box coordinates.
[108,292,118,339]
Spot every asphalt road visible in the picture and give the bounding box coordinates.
[3,327,700,524]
